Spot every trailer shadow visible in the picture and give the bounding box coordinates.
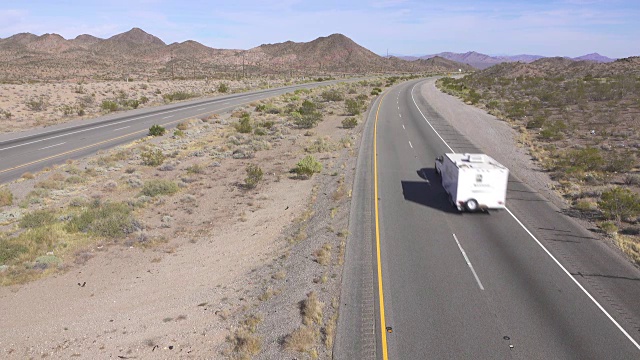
[401,168,461,214]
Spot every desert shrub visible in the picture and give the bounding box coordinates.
[123,99,139,109]
[465,89,482,104]
[255,103,279,113]
[163,91,197,102]
[261,120,275,129]
[0,188,13,207]
[77,94,94,108]
[345,98,363,115]
[65,175,85,184]
[574,199,597,211]
[539,120,567,140]
[486,100,499,109]
[321,89,344,102]
[19,210,56,229]
[140,149,165,166]
[186,164,205,174]
[342,117,358,129]
[0,239,28,264]
[371,87,382,96]
[306,137,334,153]
[254,127,267,136]
[598,187,640,223]
[598,221,619,235]
[101,100,119,112]
[244,164,263,189]
[235,113,252,133]
[173,129,185,137]
[139,96,149,104]
[556,147,604,173]
[59,104,75,116]
[148,124,166,136]
[218,83,229,93]
[26,96,48,111]
[624,174,640,185]
[294,112,322,129]
[34,179,59,190]
[299,100,318,115]
[526,115,546,129]
[66,202,136,238]
[140,179,179,197]
[294,155,322,178]
[0,109,12,119]
[604,151,635,173]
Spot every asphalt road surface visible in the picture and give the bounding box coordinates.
[336,78,640,359]
[0,80,344,184]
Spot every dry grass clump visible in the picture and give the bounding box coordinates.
[226,329,262,359]
[301,291,324,326]
[323,311,339,348]
[332,176,346,201]
[271,270,286,280]
[284,325,318,354]
[0,187,14,207]
[258,287,281,301]
[140,179,179,197]
[616,235,640,265]
[225,313,264,359]
[313,243,332,265]
[337,239,346,266]
[305,136,335,153]
[241,313,263,333]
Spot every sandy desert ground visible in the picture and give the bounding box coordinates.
[0,77,293,134]
[0,79,368,359]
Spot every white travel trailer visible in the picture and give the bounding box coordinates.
[435,153,509,212]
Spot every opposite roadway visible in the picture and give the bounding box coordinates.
[336,78,640,360]
[0,80,345,183]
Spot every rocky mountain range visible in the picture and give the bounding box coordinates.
[0,28,471,82]
[400,51,615,69]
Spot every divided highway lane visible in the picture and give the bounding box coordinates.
[0,81,343,184]
[360,79,640,359]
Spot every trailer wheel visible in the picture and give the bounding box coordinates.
[435,164,440,176]
[465,199,479,212]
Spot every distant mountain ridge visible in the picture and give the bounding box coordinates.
[0,28,469,81]
[397,51,615,69]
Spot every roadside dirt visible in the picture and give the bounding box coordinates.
[0,80,374,359]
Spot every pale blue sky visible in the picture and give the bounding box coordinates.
[1,0,638,58]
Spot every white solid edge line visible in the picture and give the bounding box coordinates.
[504,207,640,350]
[453,234,485,290]
[409,83,454,153]
[410,80,640,350]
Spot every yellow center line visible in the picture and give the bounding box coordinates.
[374,91,389,360]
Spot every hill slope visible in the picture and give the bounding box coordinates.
[0,29,462,81]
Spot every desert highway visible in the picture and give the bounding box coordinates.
[0,80,342,184]
[336,78,640,359]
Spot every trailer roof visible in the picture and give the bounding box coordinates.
[444,153,507,171]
